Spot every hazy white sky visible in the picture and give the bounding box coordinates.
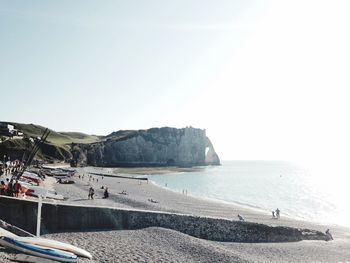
[1,0,350,165]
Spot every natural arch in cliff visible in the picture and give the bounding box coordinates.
[205,137,220,165]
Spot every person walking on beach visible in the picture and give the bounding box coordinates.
[88,186,95,200]
[276,208,280,219]
[272,211,275,218]
[103,187,109,199]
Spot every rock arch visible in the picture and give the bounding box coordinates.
[205,137,220,165]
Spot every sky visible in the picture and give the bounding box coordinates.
[1,0,350,167]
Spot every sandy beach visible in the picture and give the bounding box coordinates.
[1,166,350,263]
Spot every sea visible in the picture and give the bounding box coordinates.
[148,160,350,228]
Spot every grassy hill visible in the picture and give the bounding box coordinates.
[0,138,72,162]
[0,122,101,162]
[1,122,183,164]
[8,122,100,145]
[103,130,139,141]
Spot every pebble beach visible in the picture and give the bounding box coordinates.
[1,166,350,263]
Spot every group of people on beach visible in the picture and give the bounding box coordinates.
[88,185,109,199]
[0,159,28,198]
[272,208,280,219]
[84,172,109,200]
[0,160,21,176]
[236,208,281,222]
[0,178,23,197]
[73,170,111,201]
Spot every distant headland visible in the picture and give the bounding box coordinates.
[0,122,220,167]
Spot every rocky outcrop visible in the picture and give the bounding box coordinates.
[83,127,220,167]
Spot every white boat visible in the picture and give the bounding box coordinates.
[20,182,65,200]
[0,227,17,237]
[15,236,92,259]
[0,227,91,259]
[0,236,78,262]
[41,169,75,178]
[22,171,43,185]
[23,171,42,179]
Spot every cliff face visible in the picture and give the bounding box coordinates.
[0,121,220,167]
[84,127,220,167]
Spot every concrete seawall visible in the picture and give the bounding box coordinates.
[0,196,327,242]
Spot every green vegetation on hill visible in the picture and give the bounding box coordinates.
[1,122,219,166]
[0,122,101,162]
[1,122,157,163]
[9,122,100,145]
[103,130,139,141]
[0,138,71,162]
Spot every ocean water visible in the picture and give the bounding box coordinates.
[149,161,350,228]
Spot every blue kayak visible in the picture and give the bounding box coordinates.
[0,236,77,262]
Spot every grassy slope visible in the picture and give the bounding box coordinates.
[1,122,147,162]
[9,123,100,145]
[1,122,102,161]
[103,130,139,141]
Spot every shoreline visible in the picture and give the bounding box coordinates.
[127,164,348,230]
[2,165,350,262]
[116,165,207,175]
[148,178,349,230]
[50,166,350,233]
[57,167,350,233]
